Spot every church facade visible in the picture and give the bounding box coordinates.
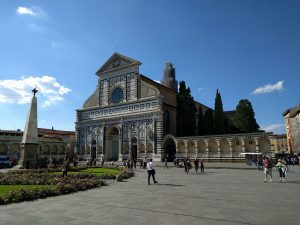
[75,53,274,162]
[75,53,180,161]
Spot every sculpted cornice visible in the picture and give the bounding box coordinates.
[77,111,162,128]
[79,98,162,121]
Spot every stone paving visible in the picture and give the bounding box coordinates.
[1,165,300,225]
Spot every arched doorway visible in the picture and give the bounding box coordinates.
[105,126,120,161]
[131,137,137,160]
[245,139,256,152]
[9,143,20,159]
[146,143,153,159]
[163,138,176,161]
[208,140,218,158]
[43,145,50,159]
[219,139,230,158]
[0,144,7,156]
[259,137,271,154]
[232,138,242,157]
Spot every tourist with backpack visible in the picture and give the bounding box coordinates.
[263,156,273,182]
[275,159,287,182]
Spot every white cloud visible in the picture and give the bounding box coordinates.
[253,80,284,95]
[154,80,161,84]
[51,41,64,48]
[198,88,203,91]
[262,124,285,134]
[0,76,71,107]
[16,6,37,16]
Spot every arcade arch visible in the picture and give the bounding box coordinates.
[219,139,230,157]
[244,138,256,152]
[259,137,271,154]
[232,138,242,157]
[208,140,218,157]
[197,140,206,158]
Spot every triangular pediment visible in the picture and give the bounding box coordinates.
[96,52,141,75]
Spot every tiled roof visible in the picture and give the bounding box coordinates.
[0,128,74,136]
[283,105,300,118]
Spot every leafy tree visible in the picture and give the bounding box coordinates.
[198,105,205,135]
[203,108,214,135]
[214,89,225,134]
[233,99,260,133]
[176,81,197,136]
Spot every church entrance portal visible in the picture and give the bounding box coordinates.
[106,127,120,161]
[163,138,176,162]
[111,140,119,161]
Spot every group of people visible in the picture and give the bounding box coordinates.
[182,158,205,174]
[170,158,204,174]
[263,155,288,182]
[122,158,137,169]
[60,155,292,184]
[86,157,105,167]
[147,157,206,185]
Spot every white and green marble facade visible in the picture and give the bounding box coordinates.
[75,53,166,161]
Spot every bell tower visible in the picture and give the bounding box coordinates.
[161,62,178,92]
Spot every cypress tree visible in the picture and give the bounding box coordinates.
[176,81,186,136]
[198,105,204,135]
[214,89,225,134]
[203,108,214,135]
[176,81,197,136]
[233,99,260,133]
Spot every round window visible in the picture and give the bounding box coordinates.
[111,87,124,103]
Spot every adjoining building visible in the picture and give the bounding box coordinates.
[0,128,75,164]
[283,105,300,153]
[273,134,288,153]
[75,53,274,162]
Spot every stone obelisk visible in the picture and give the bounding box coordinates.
[19,88,39,168]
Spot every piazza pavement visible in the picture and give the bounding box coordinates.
[0,163,300,225]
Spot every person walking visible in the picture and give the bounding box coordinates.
[73,157,78,168]
[194,158,199,173]
[139,159,144,169]
[275,159,287,182]
[263,156,273,182]
[62,158,70,177]
[184,159,191,174]
[173,158,177,167]
[163,158,168,169]
[147,159,158,185]
[200,159,204,173]
[143,157,147,169]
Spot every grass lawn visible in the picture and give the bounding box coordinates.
[80,168,121,176]
[50,168,121,176]
[0,185,56,197]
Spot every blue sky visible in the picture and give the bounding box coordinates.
[0,0,299,134]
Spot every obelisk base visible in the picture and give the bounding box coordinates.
[19,143,38,169]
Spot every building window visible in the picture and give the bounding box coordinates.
[111,87,124,103]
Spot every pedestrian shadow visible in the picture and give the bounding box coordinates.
[187,172,216,175]
[282,181,300,184]
[156,183,185,187]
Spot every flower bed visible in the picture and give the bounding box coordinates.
[0,166,134,205]
[0,172,105,205]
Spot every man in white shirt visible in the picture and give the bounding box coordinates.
[147,159,158,185]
